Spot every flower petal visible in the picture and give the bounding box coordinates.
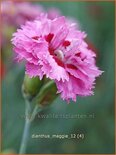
[26,62,44,79]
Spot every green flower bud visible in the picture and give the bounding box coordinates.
[22,75,44,101]
[22,75,58,106]
[32,81,58,106]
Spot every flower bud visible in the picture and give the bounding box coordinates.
[32,81,58,106]
[22,75,44,101]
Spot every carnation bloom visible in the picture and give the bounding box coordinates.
[1,1,44,26]
[12,14,103,102]
[1,1,62,26]
[1,1,44,48]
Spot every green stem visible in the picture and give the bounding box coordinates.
[19,100,31,154]
[19,100,41,154]
[19,117,31,154]
[30,104,43,122]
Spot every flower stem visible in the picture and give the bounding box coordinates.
[19,117,31,154]
[30,104,42,122]
[19,100,42,154]
[19,100,31,154]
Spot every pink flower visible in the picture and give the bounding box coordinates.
[1,1,44,26]
[11,14,103,102]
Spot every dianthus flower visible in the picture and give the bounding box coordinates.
[12,14,103,102]
[1,1,44,26]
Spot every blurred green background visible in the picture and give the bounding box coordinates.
[2,1,115,154]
